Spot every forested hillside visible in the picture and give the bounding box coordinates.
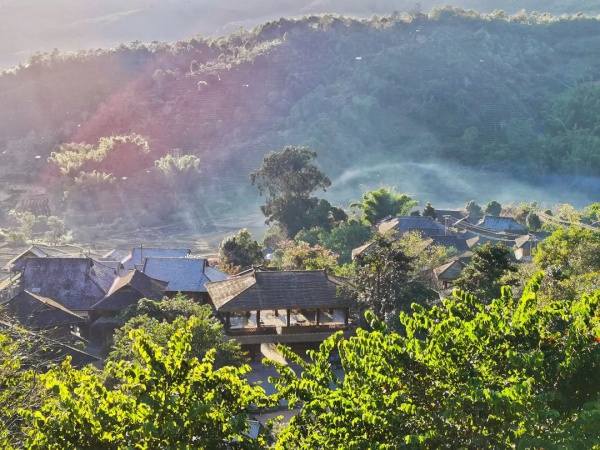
[2,7,600,230]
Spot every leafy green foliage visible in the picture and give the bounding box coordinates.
[271,240,339,273]
[109,297,246,368]
[484,200,502,216]
[48,134,150,177]
[351,188,417,226]
[454,242,518,301]
[348,233,436,331]
[154,153,201,191]
[26,317,268,449]
[465,200,483,217]
[421,202,437,220]
[0,329,47,449]
[269,276,600,448]
[219,228,264,272]
[251,146,332,237]
[533,227,600,301]
[295,222,373,265]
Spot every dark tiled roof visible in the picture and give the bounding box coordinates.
[142,257,227,293]
[91,290,144,312]
[378,216,450,238]
[428,235,470,253]
[4,245,51,271]
[90,261,119,293]
[206,270,350,312]
[4,290,84,328]
[106,270,166,300]
[21,258,110,311]
[91,316,121,328]
[121,247,191,270]
[433,260,466,280]
[476,216,526,232]
[0,319,99,366]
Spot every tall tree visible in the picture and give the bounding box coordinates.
[454,242,518,301]
[349,233,435,330]
[351,188,417,225]
[422,202,437,220]
[219,228,264,272]
[250,146,331,237]
[484,200,502,216]
[465,199,483,217]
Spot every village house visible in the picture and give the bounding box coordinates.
[1,290,85,339]
[476,215,527,233]
[141,256,228,303]
[2,257,118,339]
[90,270,167,343]
[206,268,351,357]
[121,247,191,270]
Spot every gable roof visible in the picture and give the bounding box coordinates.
[4,245,51,271]
[121,247,191,270]
[206,270,349,312]
[141,257,228,293]
[0,319,99,367]
[378,216,451,238]
[20,258,113,311]
[94,270,166,311]
[4,290,84,328]
[106,270,166,299]
[102,249,128,261]
[476,216,526,232]
[433,260,466,280]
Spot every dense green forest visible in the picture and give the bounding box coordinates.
[2,7,600,229]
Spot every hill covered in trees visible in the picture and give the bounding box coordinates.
[2,7,600,231]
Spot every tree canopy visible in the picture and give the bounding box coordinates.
[454,242,518,302]
[268,276,600,449]
[109,297,246,368]
[351,188,417,226]
[26,317,269,449]
[250,146,332,237]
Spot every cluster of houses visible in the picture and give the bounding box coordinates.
[353,212,548,290]
[0,210,547,361]
[0,245,351,358]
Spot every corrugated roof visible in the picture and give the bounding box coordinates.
[142,257,228,293]
[121,247,191,270]
[21,258,108,310]
[207,270,350,312]
[476,216,526,232]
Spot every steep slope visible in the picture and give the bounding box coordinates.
[2,9,600,230]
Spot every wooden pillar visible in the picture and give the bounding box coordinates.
[316,309,320,326]
[286,309,291,327]
[225,312,230,328]
[344,307,349,327]
[274,309,279,317]
[256,310,261,328]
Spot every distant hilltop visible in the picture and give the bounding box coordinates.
[2,8,600,231]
